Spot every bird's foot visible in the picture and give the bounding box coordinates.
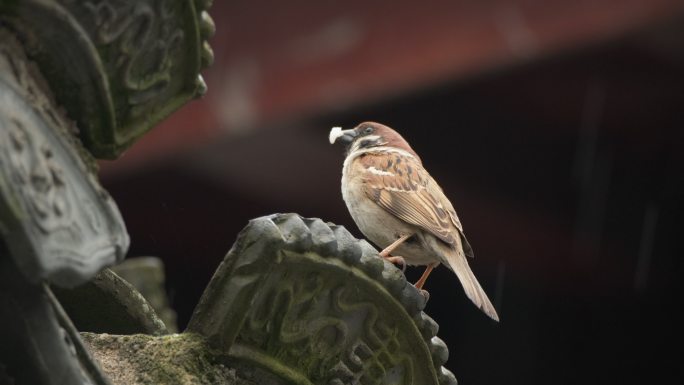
[383,255,407,272]
[418,288,430,302]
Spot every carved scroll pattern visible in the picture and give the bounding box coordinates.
[3,119,75,234]
[0,38,128,285]
[77,0,186,108]
[237,263,420,385]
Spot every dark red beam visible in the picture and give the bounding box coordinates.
[101,0,684,175]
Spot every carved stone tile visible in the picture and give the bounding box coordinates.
[187,214,458,385]
[0,0,214,158]
[0,30,129,287]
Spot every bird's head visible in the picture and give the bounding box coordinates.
[329,121,420,160]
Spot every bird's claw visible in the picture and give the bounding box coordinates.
[384,255,407,272]
[419,289,430,302]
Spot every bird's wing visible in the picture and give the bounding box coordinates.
[359,152,494,320]
[359,152,472,255]
[441,194,475,258]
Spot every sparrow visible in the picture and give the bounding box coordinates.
[329,122,499,321]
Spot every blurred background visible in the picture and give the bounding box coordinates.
[99,1,683,384]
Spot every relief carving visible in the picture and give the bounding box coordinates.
[187,214,453,385]
[81,0,185,108]
[6,119,72,234]
[0,33,129,286]
[1,0,213,157]
[238,262,417,385]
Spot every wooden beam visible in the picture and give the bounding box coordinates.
[101,0,684,174]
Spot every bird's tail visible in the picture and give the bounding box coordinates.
[443,244,499,321]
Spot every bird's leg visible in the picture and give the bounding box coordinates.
[378,234,412,272]
[414,263,438,290]
[379,234,412,258]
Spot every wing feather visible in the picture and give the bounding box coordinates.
[359,153,472,255]
[354,150,493,319]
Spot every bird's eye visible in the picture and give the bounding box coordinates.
[363,126,374,134]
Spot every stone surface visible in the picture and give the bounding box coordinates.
[52,268,168,336]
[0,28,129,287]
[0,3,217,384]
[111,257,178,332]
[81,332,258,385]
[0,0,215,158]
[0,247,111,385]
[37,213,459,385]
[188,213,457,385]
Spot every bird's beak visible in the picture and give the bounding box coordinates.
[329,127,358,144]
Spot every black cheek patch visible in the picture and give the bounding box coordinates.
[358,139,375,149]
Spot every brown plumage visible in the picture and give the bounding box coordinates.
[330,121,499,321]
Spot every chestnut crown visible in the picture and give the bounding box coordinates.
[329,121,421,161]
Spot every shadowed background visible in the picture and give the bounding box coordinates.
[99,1,684,384]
